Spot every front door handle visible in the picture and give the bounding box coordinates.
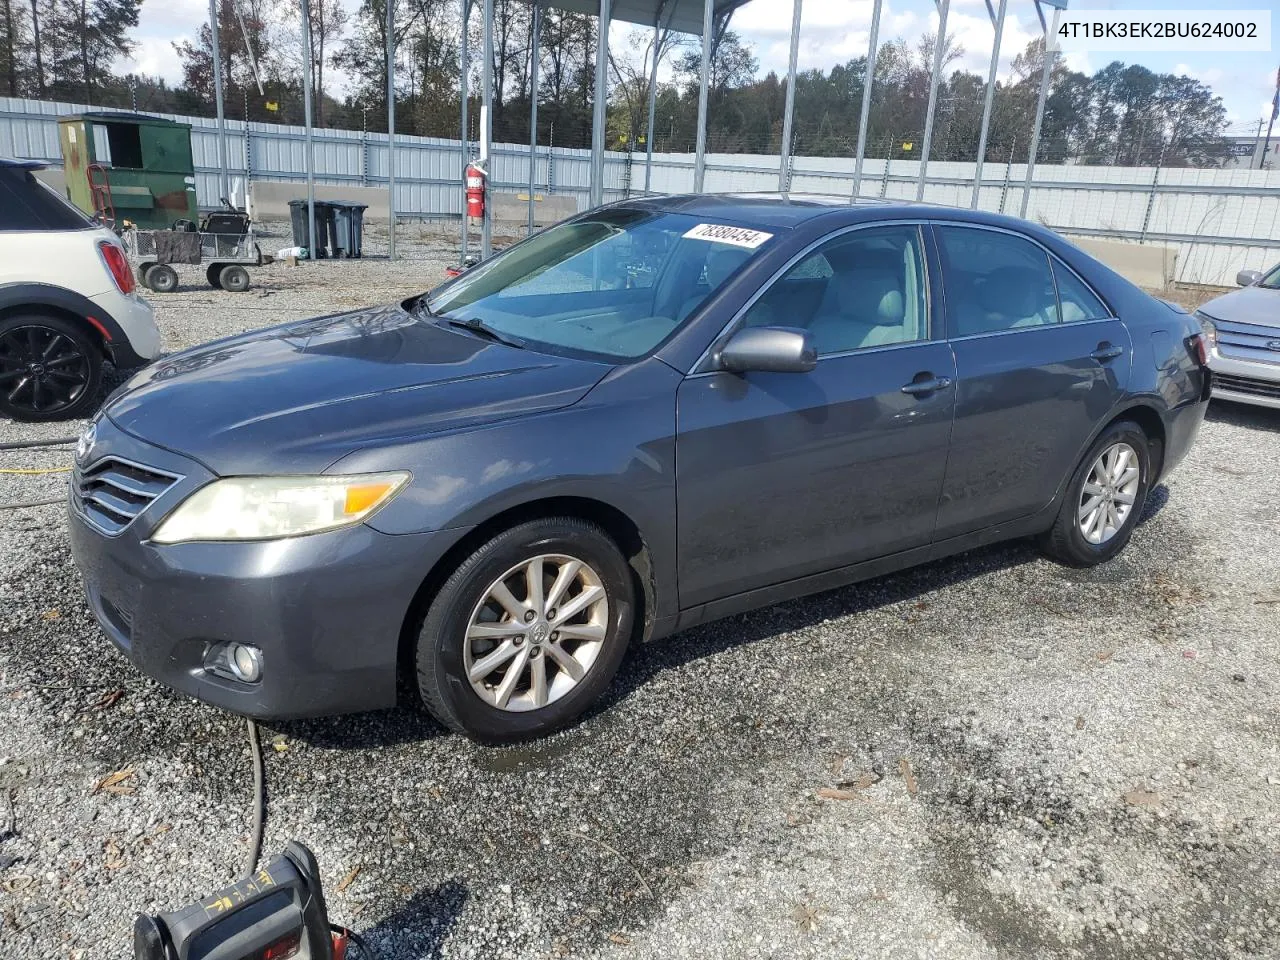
[1090,343,1124,362]
[901,375,953,397]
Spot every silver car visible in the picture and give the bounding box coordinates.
[1196,264,1280,409]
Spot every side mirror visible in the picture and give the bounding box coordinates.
[1237,269,1262,287]
[719,326,817,374]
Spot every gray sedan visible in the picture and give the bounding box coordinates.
[1196,263,1280,409]
[68,196,1211,743]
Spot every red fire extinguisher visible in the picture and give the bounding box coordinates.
[466,163,486,220]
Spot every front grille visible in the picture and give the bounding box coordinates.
[1213,373,1280,401]
[1215,320,1280,365]
[74,457,182,535]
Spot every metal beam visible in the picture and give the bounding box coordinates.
[644,0,676,193]
[528,0,541,233]
[386,0,397,259]
[692,0,713,192]
[208,0,229,204]
[971,0,1006,209]
[481,0,495,255]
[851,0,882,199]
[301,0,317,259]
[589,0,612,208]
[1021,1,1062,218]
[777,0,802,192]
[460,0,471,263]
[916,0,949,201]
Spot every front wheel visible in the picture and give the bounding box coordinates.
[1040,420,1150,567]
[416,518,635,743]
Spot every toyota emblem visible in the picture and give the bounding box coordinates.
[76,422,97,462]
[1267,340,1280,353]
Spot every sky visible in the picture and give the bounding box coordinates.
[118,0,1279,136]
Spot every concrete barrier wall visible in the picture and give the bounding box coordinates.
[1066,236,1178,288]
[488,191,580,228]
[249,181,391,221]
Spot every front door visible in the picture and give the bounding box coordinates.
[675,224,956,608]
[932,224,1132,539]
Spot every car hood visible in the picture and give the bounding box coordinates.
[1196,285,1280,329]
[106,303,613,475]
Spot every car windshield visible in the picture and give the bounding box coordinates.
[424,207,776,361]
[1258,263,1280,289]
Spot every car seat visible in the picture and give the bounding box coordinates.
[806,249,909,353]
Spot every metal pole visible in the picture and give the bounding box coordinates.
[971,0,1006,209]
[386,0,397,259]
[527,1,541,234]
[481,0,494,255]
[693,0,713,193]
[589,0,611,208]
[916,0,949,201]
[851,0,882,198]
[777,0,802,192]
[301,0,317,260]
[208,0,230,204]
[459,0,470,263]
[644,5,673,193]
[1020,4,1060,218]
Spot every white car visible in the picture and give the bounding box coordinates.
[0,157,161,421]
[1195,263,1280,410]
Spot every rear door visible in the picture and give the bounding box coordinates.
[675,223,956,608]
[933,223,1131,539]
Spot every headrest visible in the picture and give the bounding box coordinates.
[829,250,907,326]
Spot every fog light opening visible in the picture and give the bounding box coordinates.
[228,643,264,683]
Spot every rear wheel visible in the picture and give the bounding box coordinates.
[1041,420,1150,567]
[415,517,635,743]
[219,264,250,293]
[206,262,225,289]
[0,314,103,422]
[147,264,178,293]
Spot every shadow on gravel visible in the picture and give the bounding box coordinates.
[275,708,446,749]
[360,880,469,960]
[1206,400,1280,433]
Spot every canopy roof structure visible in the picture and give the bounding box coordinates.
[547,0,752,33]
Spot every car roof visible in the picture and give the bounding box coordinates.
[621,192,1038,233]
[0,157,49,171]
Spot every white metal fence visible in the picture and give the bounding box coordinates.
[4,95,1278,286]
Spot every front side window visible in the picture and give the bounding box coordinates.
[938,226,1059,336]
[741,225,928,356]
[1052,259,1111,322]
[1258,263,1280,289]
[426,208,775,361]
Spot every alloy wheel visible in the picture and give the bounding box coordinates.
[464,553,609,712]
[1078,441,1141,545]
[0,324,91,417]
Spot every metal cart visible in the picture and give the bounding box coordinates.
[124,220,262,294]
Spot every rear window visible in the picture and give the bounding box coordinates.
[0,168,94,231]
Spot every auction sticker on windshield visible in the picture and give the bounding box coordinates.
[683,223,774,249]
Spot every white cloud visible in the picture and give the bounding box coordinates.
[116,33,190,83]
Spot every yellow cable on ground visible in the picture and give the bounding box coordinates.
[0,466,72,475]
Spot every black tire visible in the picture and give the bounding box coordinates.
[1040,420,1151,567]
[219,265,250,292]
[147,264,178,293]
[138,262,156,286]
[206,263,225,289]
[0,313,103,422]
[416,517,636,743]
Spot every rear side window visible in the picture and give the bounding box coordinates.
[938,226,1059,336]
[0,169,93,231]
[1052,259,1111,322]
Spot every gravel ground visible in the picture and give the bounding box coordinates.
[1,268,1278,960]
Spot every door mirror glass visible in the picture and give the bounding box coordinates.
[1236,269,1262,287]
[719,327,817,374]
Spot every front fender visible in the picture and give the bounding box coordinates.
[0,281,143,365]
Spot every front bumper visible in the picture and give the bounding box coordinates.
[67,419,458,719]
[1207,352,1280,410]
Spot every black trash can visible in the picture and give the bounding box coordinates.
[330,202,369,259]
[286,199,333,259]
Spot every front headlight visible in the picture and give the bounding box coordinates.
[1194,311,1218,349]
[151,472,410,544]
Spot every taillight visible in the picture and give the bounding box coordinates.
[97,240,135,295]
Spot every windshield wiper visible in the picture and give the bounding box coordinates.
[441,316,527,349]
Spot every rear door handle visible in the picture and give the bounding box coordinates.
[1090,343,1124,362]
[901,375,953,397]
